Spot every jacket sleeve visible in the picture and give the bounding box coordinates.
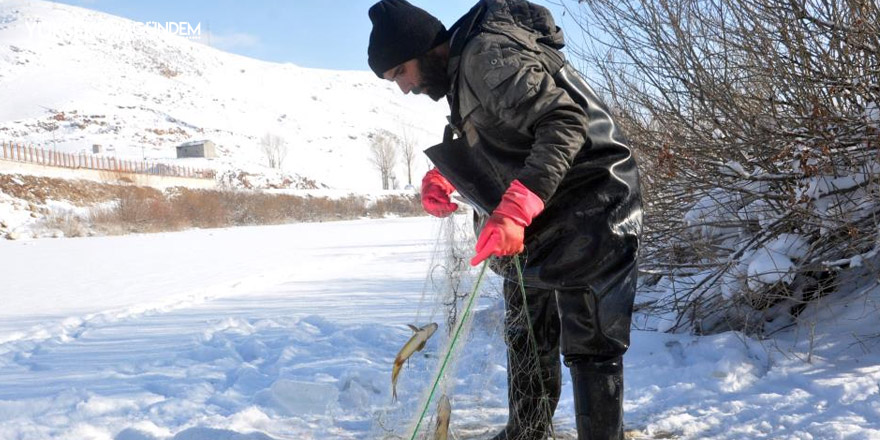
[461,34,589,202]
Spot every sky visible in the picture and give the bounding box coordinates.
[51,0,572,71]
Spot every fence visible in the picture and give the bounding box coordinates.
[0,141,216,180]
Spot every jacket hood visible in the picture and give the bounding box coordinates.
[481,0,566,50]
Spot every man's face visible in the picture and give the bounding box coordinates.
[382,50,449,101]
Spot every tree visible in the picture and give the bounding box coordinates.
[399,124,417,188]
[369,129,400,190]
[261,133,288,170]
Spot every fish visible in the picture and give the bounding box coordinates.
[391,322,439,402]
[434,394,451,440]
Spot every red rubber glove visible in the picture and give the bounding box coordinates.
[471,180,545,266]
[421,168,459,217]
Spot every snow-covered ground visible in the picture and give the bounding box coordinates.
[1,216,879,440]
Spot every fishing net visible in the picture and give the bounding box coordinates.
[370,213,565,439]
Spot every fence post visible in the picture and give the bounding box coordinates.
[1,142,5,160]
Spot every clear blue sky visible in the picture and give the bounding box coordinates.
[53,0,572,71]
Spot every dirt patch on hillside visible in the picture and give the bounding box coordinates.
[0,174,160,206]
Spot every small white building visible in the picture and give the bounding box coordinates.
[176,140,217,159]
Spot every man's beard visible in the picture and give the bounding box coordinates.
[412,51,450,101]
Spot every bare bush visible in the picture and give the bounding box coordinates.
[85,188,422,235]
[368,194,422,217]
[42,212,90,238]
[565,0,880,334]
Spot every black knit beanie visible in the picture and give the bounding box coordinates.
[368,0,448,78]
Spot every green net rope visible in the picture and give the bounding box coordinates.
[409,260,490,440]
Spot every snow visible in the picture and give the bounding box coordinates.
[867,101,879,125]
[1,217,880,439]
[744,234,810,291]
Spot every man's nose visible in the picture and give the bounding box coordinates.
[396,80,412,94]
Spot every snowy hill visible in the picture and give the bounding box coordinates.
[0,0,448,190]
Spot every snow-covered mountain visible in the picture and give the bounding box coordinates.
[0,0,448,190]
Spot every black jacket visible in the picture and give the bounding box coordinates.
[425,0,642,295]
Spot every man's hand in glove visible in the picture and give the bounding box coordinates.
[471,180,544,266]
[420,168,459,217]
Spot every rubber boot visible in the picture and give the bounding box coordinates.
[569,356,624,440]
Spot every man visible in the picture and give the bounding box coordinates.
[367,1,642,439]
